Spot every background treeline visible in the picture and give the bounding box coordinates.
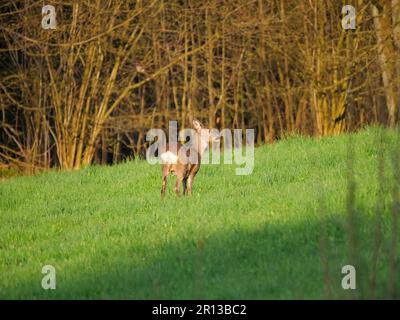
[0,0,399,173]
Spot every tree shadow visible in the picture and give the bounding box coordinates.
[4,215,358,299]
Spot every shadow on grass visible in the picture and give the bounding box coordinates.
[5,212,384,300]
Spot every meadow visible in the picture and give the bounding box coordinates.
[0,127,399,299]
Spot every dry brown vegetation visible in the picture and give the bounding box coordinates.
[1,0,399,173]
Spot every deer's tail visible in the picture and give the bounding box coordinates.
[160,151,178,164]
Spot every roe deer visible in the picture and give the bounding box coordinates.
[160,119,219,197]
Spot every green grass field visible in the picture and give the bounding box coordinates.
[0,127,399,299]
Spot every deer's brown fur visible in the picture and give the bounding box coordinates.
[160,119,218,197]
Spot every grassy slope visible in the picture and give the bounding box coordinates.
[0,127,399,299]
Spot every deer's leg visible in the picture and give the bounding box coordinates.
[161,165,170,198]
[161,174,168,198]
[182,177,188,195]
[187,174,195,196]
[174,175,184,197]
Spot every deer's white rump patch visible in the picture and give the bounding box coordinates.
[160,151,179,164]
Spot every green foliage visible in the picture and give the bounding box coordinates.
[0,127,399,299]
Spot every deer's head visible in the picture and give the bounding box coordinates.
[192,118,220,155]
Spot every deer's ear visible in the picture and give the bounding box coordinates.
[192,119,202,131]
